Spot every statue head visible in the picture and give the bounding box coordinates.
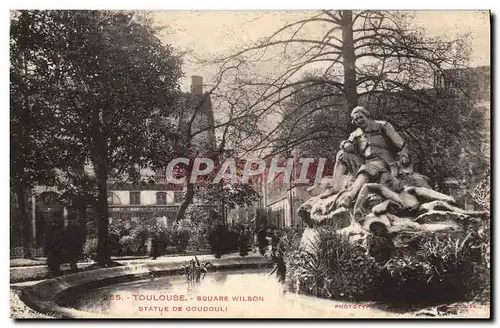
[351,106,372,129]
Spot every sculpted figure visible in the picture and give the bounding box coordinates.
[353,182,490,222]
[324,106,410,208]
[296,105,489,259]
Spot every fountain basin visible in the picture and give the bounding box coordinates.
[20,254,271,318]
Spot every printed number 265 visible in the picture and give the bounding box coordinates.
[109,295,122,301]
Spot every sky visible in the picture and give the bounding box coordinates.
[150,10,491,91]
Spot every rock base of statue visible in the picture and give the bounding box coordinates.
[297,171,489,260]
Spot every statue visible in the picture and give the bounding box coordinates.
[298,106,414,227]
[354,183,489,221]
[323,106,410,208]
[353,182,489,236]
[297,175,353,227]
[296,105,490,258]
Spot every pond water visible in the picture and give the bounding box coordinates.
[66,269,421,318]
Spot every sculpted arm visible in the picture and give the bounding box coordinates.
[383,122,409,164]
[340,131,358,154]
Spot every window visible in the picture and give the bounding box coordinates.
[107,192,121,205]
[130,191,141,205]
[40,192,59,205]
[156,192,167,205]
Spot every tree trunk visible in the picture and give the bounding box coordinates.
[341,10,358,122]
[220,199,225,226]
[91,107,111,265]
[94,159,110,265]
[77,197,88,243]
[15,184,32,258]
[175,158,195,223]
[175,182,194,222]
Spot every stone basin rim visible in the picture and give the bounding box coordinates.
[18,256,272,319]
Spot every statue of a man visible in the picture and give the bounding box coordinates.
[322,106,410,207]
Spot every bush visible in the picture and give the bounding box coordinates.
[107,216,174,256]
[108,233,122,256]
[172,230,190,253]
[82,237,98,261]
[284,226,490,306]
[119,235,143,254]
[175,205,214,252]
[225,229,239,253]
[378,232,488,305]
[285,228,380,301]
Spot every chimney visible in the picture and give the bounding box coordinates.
[191,75,203,95]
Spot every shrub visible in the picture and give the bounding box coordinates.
[225,229,239,253]
[175,205,215,252]
[285,227,380,301]
[284,225,490,306]
[129,225,149,253]
[108,216,175,256]
[120,235,143,254]
[108,233,122,256]
[172,230,190,253]
[82,237,98,261]
[379,232,488,305]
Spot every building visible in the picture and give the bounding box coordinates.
[106,180,184,229]
[12,76,217,257]
[225,155,332,229]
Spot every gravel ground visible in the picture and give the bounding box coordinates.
[10,289,53,319]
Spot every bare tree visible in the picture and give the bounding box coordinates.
[200,10,479,183]
[166,64,267,222]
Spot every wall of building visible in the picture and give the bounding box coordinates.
[108,190,176,205]
[267,196,293,228]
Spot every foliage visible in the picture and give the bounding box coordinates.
[182,256,215,284]
[277,226,303,251]
[10,9,183,181]
[106,211,221,256]
[270,227,303,282]
[174,205,214,251]
[378,232,488,305]
[171,230,190,253]
[82,237,98,261]
[196,182,260,211]
[119,235,142,254]
[10,10,184,263]
[285,228,379,301]
[470,169,491,211]
[108,216,170,256]
[283,225,490,306]
[207,224,242,256]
